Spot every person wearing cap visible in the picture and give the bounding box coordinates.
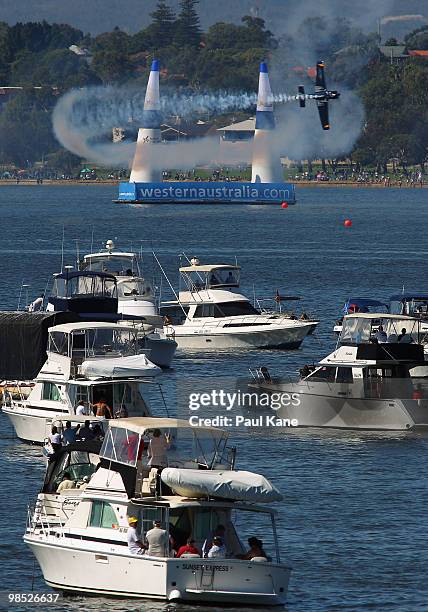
[176,537,200,558]
[127,517,146,555]
[145,520,169,557]
[207,536,226,559]
[202,524,226,558]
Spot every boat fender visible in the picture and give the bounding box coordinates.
[168,589,182,601]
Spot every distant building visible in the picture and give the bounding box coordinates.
[379,45,408,62]
[217,118,255,142]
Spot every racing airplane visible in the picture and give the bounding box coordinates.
[298,61,340,130]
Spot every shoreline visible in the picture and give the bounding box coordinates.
[0,179,425,189]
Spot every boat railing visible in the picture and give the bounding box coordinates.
[26,498,67,539]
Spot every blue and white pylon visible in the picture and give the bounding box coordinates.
[130,59,162,183]
[251,61,282,183]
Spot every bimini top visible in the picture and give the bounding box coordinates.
[344,313,418,321]
[49,321,138,334]
[53,270,116,281]
[179,264,241,273]
[109,416,221,435]
[343,298,388,309]
[389,293,428,301]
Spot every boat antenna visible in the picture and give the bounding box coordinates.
[75,239,80,268]
[90,227,95,268]
[60,225,65,273]
[152,251,190,320]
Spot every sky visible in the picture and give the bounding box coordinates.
[0,0,426,36]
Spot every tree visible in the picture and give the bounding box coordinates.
[151,2,176,41]
[405,26,428,50]
[174,0,201,48]
[384,37,398,46]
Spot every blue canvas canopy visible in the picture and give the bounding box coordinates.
[342,298,388,314]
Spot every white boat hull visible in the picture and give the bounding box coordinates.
[254,382,428,430]
[2,405,67,443]
[167,322,312,350]
[25,536,290,605]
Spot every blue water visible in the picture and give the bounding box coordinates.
[0,184,427,611]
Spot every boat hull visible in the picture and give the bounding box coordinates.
[253,382,428,430]
[2,405,64,443]
[142,334,177,368]
[25,536,290,605]
[168,323,312,350]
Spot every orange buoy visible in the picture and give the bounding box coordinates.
[281,202,288,209]
[344,219,352,227]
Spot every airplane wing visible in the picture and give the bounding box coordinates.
[316,100,330,130]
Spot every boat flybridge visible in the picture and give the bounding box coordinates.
[25,417,290,605]
[81,240,159,325]
[2,320,161,443]
[251,313,428,430]
[161,258,316,349]
[389,293,428,332]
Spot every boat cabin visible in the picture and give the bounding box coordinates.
[47,270,118,314]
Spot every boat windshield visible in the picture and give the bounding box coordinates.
[83,255,138,276]
[71,327,138,358]
[215,301,259,317]
[53,275,117,298]
[117,279,150,298]
[183,267,240,291]
[100,425,231,469]
[340,316,421,344]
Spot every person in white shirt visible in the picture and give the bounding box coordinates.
[56,472,75,493]
[145,520,169,557]
[28,294,44,312]
[75,401,88,416]
[127,517,146,555]
[49,426,62,452]
[207,536,226,558]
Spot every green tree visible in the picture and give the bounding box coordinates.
[151,2,176,41]
[174,0,201,48]
[404,26,428,50]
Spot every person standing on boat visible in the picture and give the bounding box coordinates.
[147,429,170,467]
[49,426,62,452]
[145,520,169,557]
[127,517,146,555]
[93,397,113,419]
[176,537,200,558]
[75,400,89,416]
[62,421,77,445]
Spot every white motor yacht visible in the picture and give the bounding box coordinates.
[2,320,161,443]
[251,313,428,430]
[81,240,177,367]
[161,260,315,349]
[25,417,290,605]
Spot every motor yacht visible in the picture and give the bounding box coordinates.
[251,313,428,430]
[25,417,290,604]
[45,265,176,368]
[161,259,316,349]
[2,320,161,443]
